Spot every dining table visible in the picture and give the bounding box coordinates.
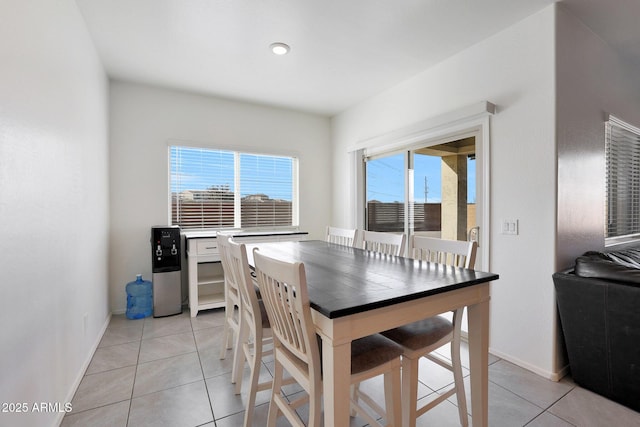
[245,239,498,427]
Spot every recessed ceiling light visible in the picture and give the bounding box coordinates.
[270,42,290,55]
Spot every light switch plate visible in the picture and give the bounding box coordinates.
[502,219,519,235]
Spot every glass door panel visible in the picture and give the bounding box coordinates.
[411,153,442,239]
[365,152,406,232]
[410,138,477,244]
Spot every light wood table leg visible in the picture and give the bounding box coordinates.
[467,297,490,427]
[322,337,352,427]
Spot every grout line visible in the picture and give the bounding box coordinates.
[125,320,144,427]
[523,409,578,427]
[129,378,208,400]
[191,315,218,426]
[521,385,577,427]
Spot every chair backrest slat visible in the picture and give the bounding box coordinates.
[411,236,477,269]
[326,226,358,247]
[357,230,406,256]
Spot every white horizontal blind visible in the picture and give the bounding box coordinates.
[239,153,294,227]
[606,116,640,242]
[170,146,297,230]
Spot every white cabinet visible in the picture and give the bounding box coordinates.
[184,230,308,317]
[186,237,225,317]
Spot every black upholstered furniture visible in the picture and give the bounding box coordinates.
[553,248,640,413]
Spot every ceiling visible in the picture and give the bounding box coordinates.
[75,0,640,116]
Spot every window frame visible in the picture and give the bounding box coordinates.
[605,115,640,246]
[168,143,300,231]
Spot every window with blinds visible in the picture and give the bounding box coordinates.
[170,146,298,230]
[606,116,640,244]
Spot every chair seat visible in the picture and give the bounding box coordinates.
[351,334,403,375]
[381,316,452,351]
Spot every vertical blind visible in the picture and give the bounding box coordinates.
[606,116,640,241]
[170,146,297,229]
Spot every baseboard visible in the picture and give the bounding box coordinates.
[489,347,569,381]
[54,313,112,426]
[552,364,570,382]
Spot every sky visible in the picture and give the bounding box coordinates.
[366,152,476,203]
[170,146,293,200]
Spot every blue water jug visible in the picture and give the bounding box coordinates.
[126,274,153,319]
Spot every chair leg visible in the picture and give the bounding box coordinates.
[267,359,283,427]
[401,356,419,427]
[219,303,231,359]
[242,339,262,427]
[233,322,248,392]
[350,384,358,416]
[451,313,468,426]
[219,329,228,359]
[308,376,322,427]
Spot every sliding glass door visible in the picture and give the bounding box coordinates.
[364,138,478,253]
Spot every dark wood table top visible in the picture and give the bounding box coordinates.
[247,240,499,319]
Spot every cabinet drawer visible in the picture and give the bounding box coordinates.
[196,239,219,255]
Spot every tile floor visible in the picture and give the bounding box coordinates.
[61,309,640,427]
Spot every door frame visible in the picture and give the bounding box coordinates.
[352,102,494,271]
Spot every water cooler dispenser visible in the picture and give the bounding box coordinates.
[151,226,183,317]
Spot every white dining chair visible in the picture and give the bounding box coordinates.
[326,226,358,247]
[381,235,478,427]
[253,248,403,427]
[216,232,243,383]
[226,239,274,427]
[357,230,406,256]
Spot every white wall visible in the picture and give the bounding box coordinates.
[332,7,559,377]
[109,82,331,313]
[0,1,109,426]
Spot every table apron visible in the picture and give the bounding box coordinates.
[312,282,491,345]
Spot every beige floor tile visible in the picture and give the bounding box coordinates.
[86,341,140,374]
[190,308,226,331]
[142,313,192,340]
[133,352,202,397]
[460,376,544,426]
[61,400,129,427]
[411,397,471,427]
[193,325,226,351]
[107,314,145,330]
[197,344,235,379]
[99,325,143,348]
[206,368,273,419]
[417,354,469,392]
[71,366,136,413]
[549,387,640,427]
[128,381,213,427]
[488,359,573,408]
[214,401,291,427]
[139,331,196,363]
[284,389,370,427]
